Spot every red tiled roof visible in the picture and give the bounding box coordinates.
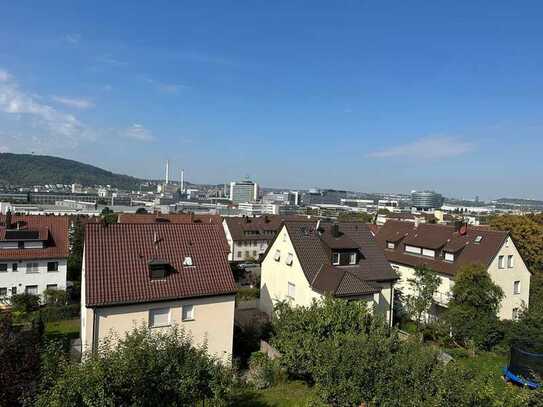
[117,213,222,224]
[376,220,508,276]
[224,215,313,242]
[84,223,236,307]
[0,215,69,260]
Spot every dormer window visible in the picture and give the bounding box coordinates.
[285,253,293,266]
[386,241,395,249]
[444,252,454,262]
[332,252,340,265]
[349,253,357,265]
[274,249,281,262]
[422,248,435,258]
[405,245,421,255]
[183,256,193,267]
[148,260,170,280]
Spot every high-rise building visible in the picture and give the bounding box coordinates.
[229,180,259,204]
[411,190,444,210]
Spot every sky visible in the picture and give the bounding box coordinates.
[1,1,543,200]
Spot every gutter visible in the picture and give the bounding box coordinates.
[91,307,98,353]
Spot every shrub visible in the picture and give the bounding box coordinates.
[236,287,260,301]
[247,352,276,389]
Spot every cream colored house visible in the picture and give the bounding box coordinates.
[260,221,398,325]
[81,222,237,364]
[376,220,531,320]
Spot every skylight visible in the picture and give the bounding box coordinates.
[474,236,483,244]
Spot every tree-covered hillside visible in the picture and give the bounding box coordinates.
[0,153,144,189]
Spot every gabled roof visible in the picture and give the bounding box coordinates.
[224,215,310,242]
[84,223,236,307]
[0,214,69,260]
[117,213,222,224]
[376,220,508,276]
[277,221,398,298]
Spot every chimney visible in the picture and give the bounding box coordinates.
[165,160,170,185]
[180,169,184,192]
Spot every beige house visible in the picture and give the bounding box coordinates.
[260,221,399,325]
[376,220,531,320]
[81,222,237,364]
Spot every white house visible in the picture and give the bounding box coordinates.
[260,221,399,325]
[376,220,531,320]
[0,213,69,301]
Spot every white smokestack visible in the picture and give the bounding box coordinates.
[165,160,170,184]
[181,169,184,192]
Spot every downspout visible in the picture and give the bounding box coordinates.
[389,282,393,327]
[92,308,98,353]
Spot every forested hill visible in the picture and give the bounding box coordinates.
[0,153,144,189]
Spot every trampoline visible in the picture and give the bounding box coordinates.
[503,347,542,389]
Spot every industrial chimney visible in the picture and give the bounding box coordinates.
[165,160,170,184]
[180,169,184,192]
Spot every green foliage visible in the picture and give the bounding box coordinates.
[67,216,84,281]
[100,207,118,224]
[236,287,260,301]
[247,352,284,390]
[43,288,68,306]
[404,266,441,332]
[337,212,373,223]
[510,306,543,353]
[0,152,142,188]
[10,293,40,314]
[135,207,148,214]
[36,326,233,407]
[271,297,372,378]
[445,263,504,350]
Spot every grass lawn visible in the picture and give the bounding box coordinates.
[45,318,80,341]
[231,381,319,407]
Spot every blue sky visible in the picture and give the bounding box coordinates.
[1,1,542,200]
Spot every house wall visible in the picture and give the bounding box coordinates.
[372,281,394,326]
[222,219,235,261]
[82,294,235,364]
[260,226,322,315]
[488,237,530,319]
[0,258,67,300]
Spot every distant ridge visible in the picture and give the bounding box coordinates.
[0,153,144,189]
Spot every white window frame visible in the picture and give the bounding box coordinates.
[405,245,421,255]
[149,307,171,328]
[444,252,454,262]
[422,248,435,258]
[386,241,395,249]
[273,249,281,262]
[498,255,505,269]
[332,252,340,265]
[285,253,294,266]
[349,253,357,265]
[25,285,38,295]
[182,304,195,321]
[507,255,514,268]
[287,282,295,299]
[513,280,521,295]
[25,262,39,274]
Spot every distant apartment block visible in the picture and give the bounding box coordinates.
[411,190,444,211]
[376,220,531,320]
[229,180,259,204]
[0,213,69,302]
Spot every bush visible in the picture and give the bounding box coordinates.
[40,304,80,322]
[10,293,40,314]
[236,287,260,301]
[246,352,281,389]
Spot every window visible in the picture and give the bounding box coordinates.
[25,285,38,295]
[244,251,250,258]
[386,241,395,249]
[46,284,58,291]
[237,251,242,258]
[12,263,18,272]
[349,253,357,265]
[149,308,170,328]
[498,256,505,269]
[11,287,17,295]
[26,262,39,273]
[513,281,521,295]
[405,245,421,255]
[0,287,7,297]
[332,252,340,265]
[512,308,520,320]
[285,253,294,266]
[287,282,296,299]
[182,304,194,321]
[47,261,59,272]
[507,255,514,268]
[444,252,454,262]
[252,250,257,257]
[0,264,7,272]
[422,248,435,258]
[273,249,281,262]
[474,235,483,244]
[18,241,24,249]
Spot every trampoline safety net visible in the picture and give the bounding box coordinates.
[508,347,543,382]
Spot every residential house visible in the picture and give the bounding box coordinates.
[260,221,399,325]
[0,213,69,301]
[117,212,222,224]
[81,222,237,363]
[375,220,531,320]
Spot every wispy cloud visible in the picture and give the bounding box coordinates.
[368,136,476,159]
[52,96,95,110]
[120,124,155,143]
[144,77,188,94]
[0,69,91,147]
[64,33,81,45]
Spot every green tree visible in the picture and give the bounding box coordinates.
[36,326,233,407]
[136,207,148,214]
[404,266,441,333]
[271,297,372,378]
[67,216,84,281]
[510,306,543,353]
[337,212,373,223]
[445,263,504,350]
[100,207,118,224]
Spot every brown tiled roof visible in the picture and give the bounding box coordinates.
[117,213,222,224]
[84,223,236,307]
[224,215,285,242]
[0,215,69,260]
[376,220,508,276]
[280,221,398,298]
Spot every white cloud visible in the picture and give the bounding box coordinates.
[52,95,95,109]
[65,33,81,45]
[120,124,155,143]
[0,69,89,146]
[368,136,475,159]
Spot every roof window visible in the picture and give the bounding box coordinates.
[474,235,483,244]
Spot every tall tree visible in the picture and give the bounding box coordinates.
[67,216,84,281]
[404,266,441,332]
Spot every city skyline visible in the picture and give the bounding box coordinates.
[1,2,543,200]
